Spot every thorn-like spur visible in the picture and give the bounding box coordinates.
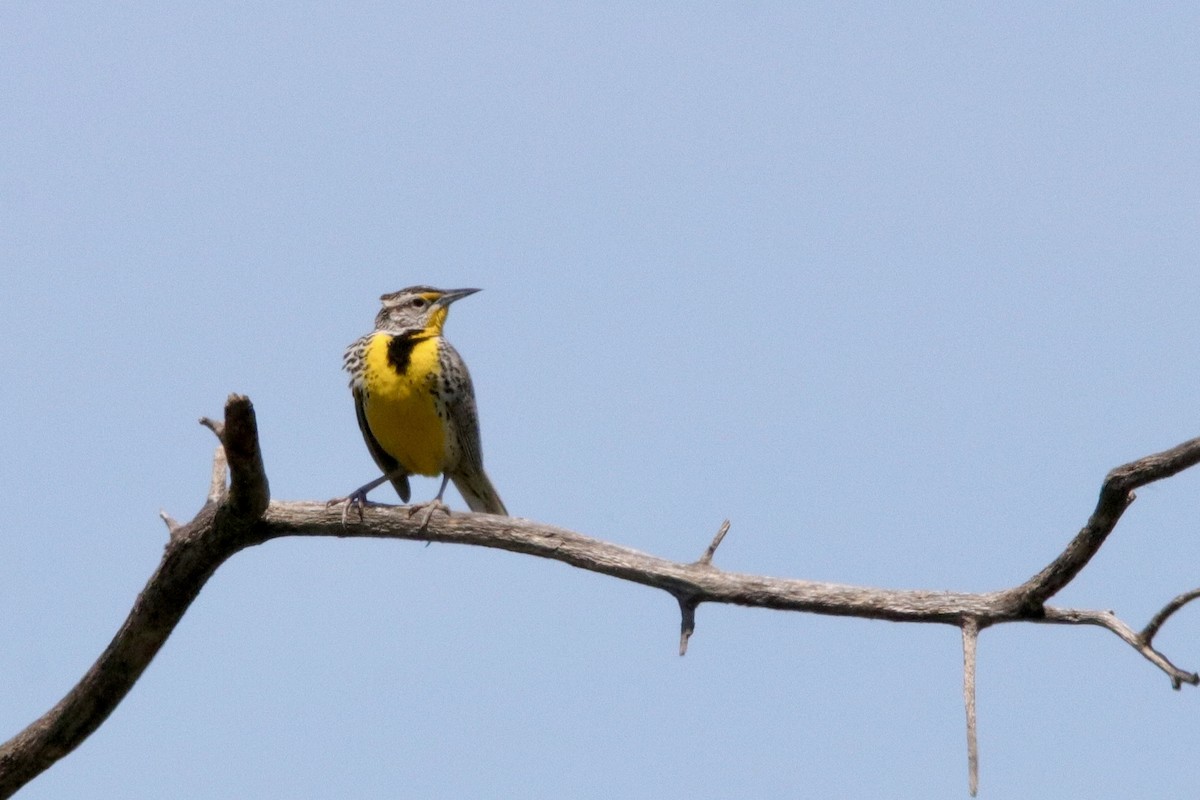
[159,509,181,534]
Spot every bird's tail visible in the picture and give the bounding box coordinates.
[451,469,508,515]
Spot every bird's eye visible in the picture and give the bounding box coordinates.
[411,297,428,308]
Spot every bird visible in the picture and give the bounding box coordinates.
[329,286,507,525]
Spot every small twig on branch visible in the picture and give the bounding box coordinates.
[1141,587,1200,647]
[206,445,228,504]
[1040,606,1200,689]
[677,596,698,656]
[158,510,181,534]
[698,519,731,566]
[198,415,223,439]
[961,617,980,797]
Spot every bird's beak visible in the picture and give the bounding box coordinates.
[436,288,482,307]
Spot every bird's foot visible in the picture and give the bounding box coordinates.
[326,489,381,525]
[407,498,451,531]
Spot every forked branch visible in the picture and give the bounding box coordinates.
[1,395,1197,798]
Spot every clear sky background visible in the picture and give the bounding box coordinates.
[2,3,1199,798]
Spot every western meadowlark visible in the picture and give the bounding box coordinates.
[329,286,507,524]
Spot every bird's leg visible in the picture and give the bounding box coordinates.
[407,474,453,530]
[326,471,402,524]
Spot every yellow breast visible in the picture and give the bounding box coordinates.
[361,331,447,476]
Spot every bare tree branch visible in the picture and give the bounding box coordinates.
[1,396,1197,798]
[0,395,268,799]
[1005,435,1200,612]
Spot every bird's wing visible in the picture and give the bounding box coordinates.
[353,385,411,502]
[441,342,506,514]
[441,341,486,473]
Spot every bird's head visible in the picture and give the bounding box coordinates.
[374,286,481,334]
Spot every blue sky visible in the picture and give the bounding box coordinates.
[2,3,1199,797]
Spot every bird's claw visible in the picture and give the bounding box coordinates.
[407,498,451,530]
[326,490,374,525]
